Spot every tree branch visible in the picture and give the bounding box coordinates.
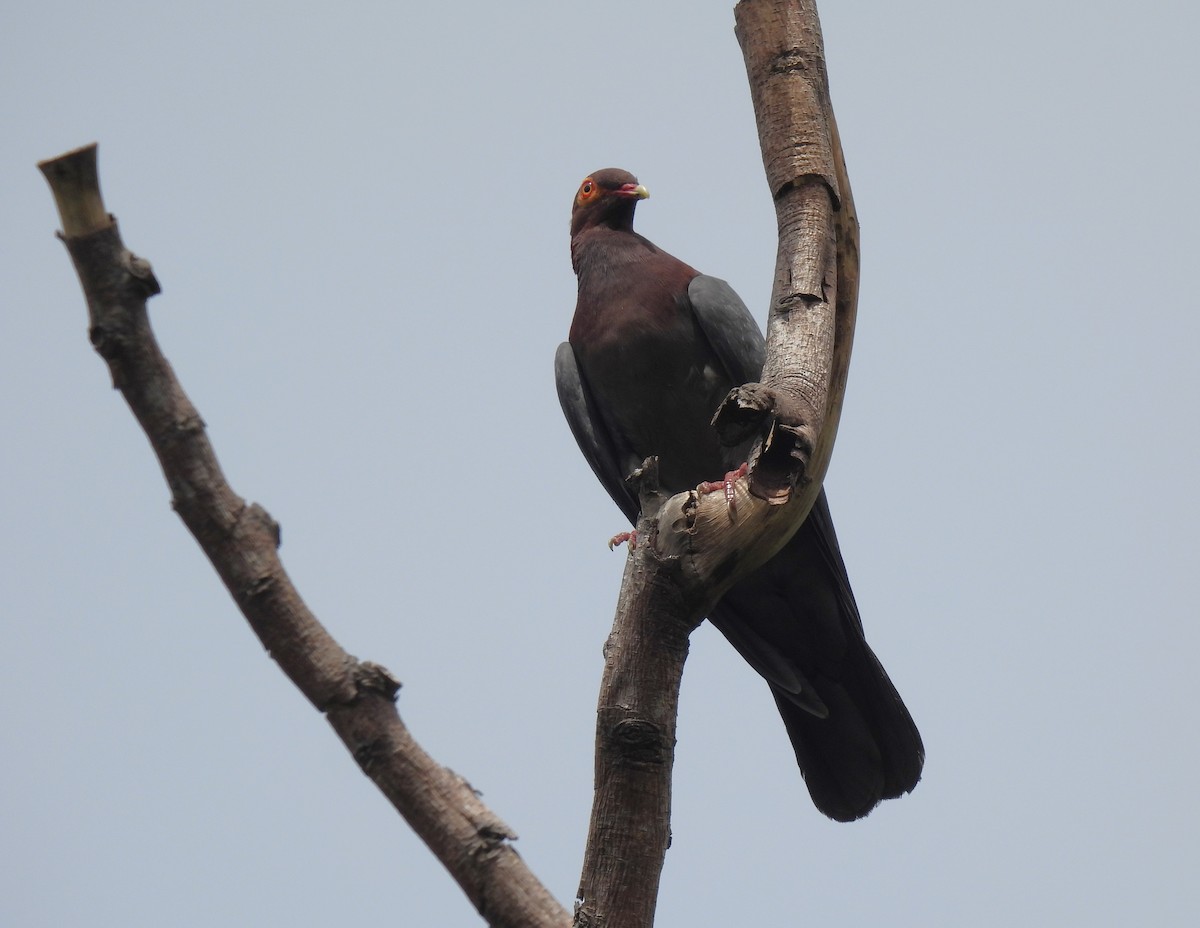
[38,143,568,928]
[574,464,705,928]
[574,1,859,925]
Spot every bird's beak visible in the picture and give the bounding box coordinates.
[615,183,650,200]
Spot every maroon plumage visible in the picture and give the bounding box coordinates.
[556,168,923,821]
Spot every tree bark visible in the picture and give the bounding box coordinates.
[38,144,569,928]
[573,464,705,928]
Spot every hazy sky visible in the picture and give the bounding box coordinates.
[3,2,1197,925]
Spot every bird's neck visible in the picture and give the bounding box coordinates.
[571,226,654,277]
[569,228,700,352]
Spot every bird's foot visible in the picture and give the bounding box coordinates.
[697,462,750,514]
[609,530,638,551]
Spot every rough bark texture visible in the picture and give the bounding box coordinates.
[735,0,861,500]
[38,143,568,928]
[574,467,701,928]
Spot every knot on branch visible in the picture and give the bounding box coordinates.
[472,819,519,859]
[121,249,161,297]
[332,662,402,761]
[241,502,282,548]
[66,227,160,317]
[320,657,396,715]
[607,716,670,766]
[769,46,824,77]
[87,322,125,366]
[227,506,285,602]
[354,660,402,701]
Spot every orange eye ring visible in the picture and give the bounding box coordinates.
[577,178,597,203]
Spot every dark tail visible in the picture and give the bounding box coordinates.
[708,490,924,822]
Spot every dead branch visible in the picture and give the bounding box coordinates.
[38,143,568,928]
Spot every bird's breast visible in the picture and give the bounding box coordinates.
[572,298,737,492]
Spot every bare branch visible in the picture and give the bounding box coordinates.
[38,143,568,928]
[735,0,861,498]
[574,464,701,928]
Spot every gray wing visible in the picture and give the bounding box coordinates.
[687,274,766,385]
[554,341,639,524]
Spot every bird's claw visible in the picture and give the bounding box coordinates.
[697,462,750,515]
[609,530,638,551]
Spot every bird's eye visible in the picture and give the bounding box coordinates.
[579,179,596,201]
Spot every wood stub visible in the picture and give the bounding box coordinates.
[38,143,112,238]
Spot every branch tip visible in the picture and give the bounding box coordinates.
[38,143,112,238]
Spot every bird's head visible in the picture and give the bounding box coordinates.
[570,168,650,238]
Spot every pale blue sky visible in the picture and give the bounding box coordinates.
[3,2,1197,924]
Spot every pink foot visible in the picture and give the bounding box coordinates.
[697,462,750,512]
[609,530,638,551]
